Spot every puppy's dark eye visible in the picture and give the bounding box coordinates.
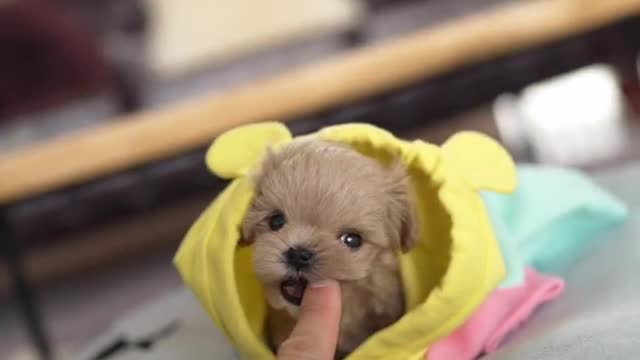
[340,233,362,249]
[269,212,286,231]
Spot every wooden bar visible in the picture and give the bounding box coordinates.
[2,0,640,203]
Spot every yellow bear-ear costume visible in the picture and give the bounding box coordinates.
[441,131,516,193]
[206,122,292,179]
[175,122,516,360]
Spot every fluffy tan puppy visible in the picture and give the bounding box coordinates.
[241,139,418,359]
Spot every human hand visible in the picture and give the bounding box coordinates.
[277,280,342,360]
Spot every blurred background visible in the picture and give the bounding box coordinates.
[1,0,640,359]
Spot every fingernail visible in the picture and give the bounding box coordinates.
[309,279,338,288]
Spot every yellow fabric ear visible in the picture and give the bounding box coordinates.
[206,122,293,179]
[441,132,517,193]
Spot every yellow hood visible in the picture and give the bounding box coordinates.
[175,122,516,359]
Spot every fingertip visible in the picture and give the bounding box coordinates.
[302,280,341,311]
[309,279,339,289]
[278,280,341,360]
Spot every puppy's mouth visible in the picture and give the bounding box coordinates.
[280,276,308,306]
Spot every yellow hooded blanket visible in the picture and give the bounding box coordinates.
[175,122,517,359]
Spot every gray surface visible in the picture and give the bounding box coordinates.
[74,162,640,359]
[486,163,640,359]
[1,250,183,360]
[71,289,237,360]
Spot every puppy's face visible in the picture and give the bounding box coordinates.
[241,141,417,315]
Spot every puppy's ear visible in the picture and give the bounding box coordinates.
[239,159,269,247]
[240,210,259,246]
[385,163,419,253]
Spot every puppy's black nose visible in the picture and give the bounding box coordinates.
[284,247,314,270]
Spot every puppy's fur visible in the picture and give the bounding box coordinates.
[241,139,418,358]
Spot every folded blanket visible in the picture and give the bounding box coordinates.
[429,165,627,359]
[483,166,628,288]
[429,268,564,360]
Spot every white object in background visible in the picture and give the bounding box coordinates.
[494,64,629,166]
[147,0,364,80]
[493,93,531,161]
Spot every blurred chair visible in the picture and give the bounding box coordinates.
[0,0,110,120]
[0,0,147,122]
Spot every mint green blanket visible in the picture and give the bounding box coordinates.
[482,166,628,288]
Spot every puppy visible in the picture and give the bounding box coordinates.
[241,139,418,358]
